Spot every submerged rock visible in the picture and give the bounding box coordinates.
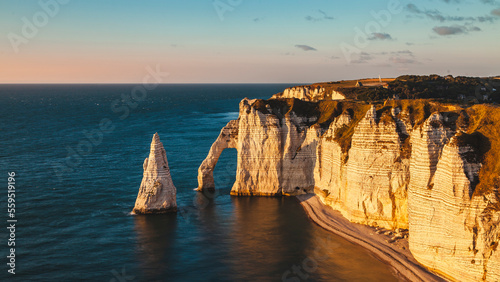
[133,133,177,214]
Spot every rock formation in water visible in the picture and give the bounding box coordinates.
[197,96,500,281]
[197,120,238,191]
[133,133,177,214]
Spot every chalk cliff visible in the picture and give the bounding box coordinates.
[408,108,500,281]
[133,133,177,214]
[272,85,345,101]
[197,97,500,281]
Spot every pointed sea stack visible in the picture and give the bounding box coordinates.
[133,133,177,214]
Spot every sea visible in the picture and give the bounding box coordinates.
[0,84,399,281]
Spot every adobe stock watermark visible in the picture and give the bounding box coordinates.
[340,0,403,64]
[282,235,340,282]
[51,64,169,181]
[213,0,243,21]
[7,0,70,53]
[109,267,135,282]
[7,172,17,275]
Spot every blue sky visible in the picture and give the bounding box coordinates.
[1,0,499,83]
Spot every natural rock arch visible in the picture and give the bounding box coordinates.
[197,120,239,191]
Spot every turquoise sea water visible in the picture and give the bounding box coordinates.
[0,84,398,281]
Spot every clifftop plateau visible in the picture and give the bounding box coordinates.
[272,75,500,103]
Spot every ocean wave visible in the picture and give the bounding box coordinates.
[205,112,239,120]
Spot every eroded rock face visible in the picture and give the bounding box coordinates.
[197,98,500,281]
[318,106,410,229]
[197,120,238,191]
[231,99,318,196]
[272,86,345,101]
[409,122,500,281]
[198,98,318,196]
[133,133,177,214]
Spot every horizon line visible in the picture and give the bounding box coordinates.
[0,82,309,85]
[1,75,498,85]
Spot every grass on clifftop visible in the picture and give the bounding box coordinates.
[383,99,461,127]
[465,104,500,197]
[333,104,372,154]
[287,75,500,103]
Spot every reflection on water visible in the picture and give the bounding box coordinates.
[229,197,297,281]
[133,196,398,281]
[133,214,178,279]
[307,226,398,282]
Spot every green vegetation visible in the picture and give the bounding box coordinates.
[338,86,390,101]
[305,75,500,103]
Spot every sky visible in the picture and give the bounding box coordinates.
[0,0,499,83]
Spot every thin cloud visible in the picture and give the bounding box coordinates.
[406,3,497,23]
[433,25,481,35]
[406,3,422,14]
[367,33,393,40]
[305,10,334,22]
[390,57,418,64]
[350,52,373,64]
[440,0,498,4]
[433,25,466,35]
[392,50,414,56]
[318,10,334,20]
[348,50,417,66]
[492,8,500,16]
[295,45,317,51]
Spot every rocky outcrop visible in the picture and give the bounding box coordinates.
[231,99,319,196]
[133,133,177,214]
[197,120,238,191]
[272,86,345,101]
[198,97,500,281]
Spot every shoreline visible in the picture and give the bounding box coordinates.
[296,194,447,282]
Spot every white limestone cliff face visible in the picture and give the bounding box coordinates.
[133,133,177,214]
[197,98,500,281]
[230,98,318,196]
[272,86,345,101]
[317,106,410,230]
[408,118,500,281]
[197,98,319,196]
